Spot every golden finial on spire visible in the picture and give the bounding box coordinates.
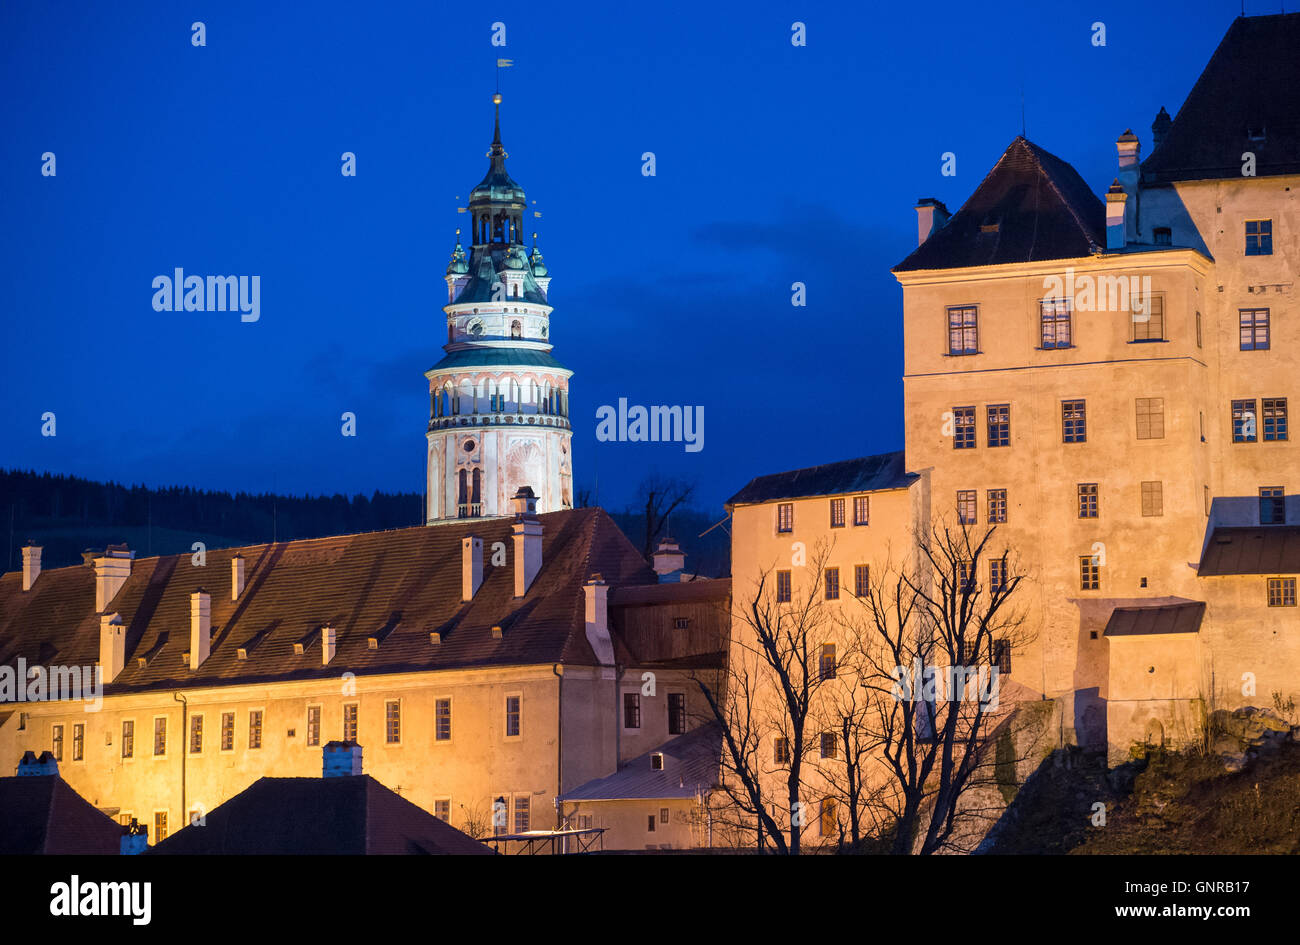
[493,92,502,105]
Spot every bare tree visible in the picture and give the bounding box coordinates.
[850,520,1032,854]
[634,475,695,559]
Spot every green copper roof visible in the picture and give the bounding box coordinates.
[429,347,569,373]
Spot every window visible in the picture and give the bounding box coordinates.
[853,495,870,526]
[824,567,840,600]
[1260,487,1285,525]
[52,724,64,761]
[992,640,1012,675]
[776,503,793,533]
[647,815,656,833]
[1196,311,1202,348]
[776,570,792,603]
[660,808,670,825]
[1062,400,1087,443]
[305,707,320,747]
[153,717,167,756]
[854,564,870,598]
[957,490,977,524]
[1078,483,1099,519]
[154,811,168,844]
[773,736,790,765]
[1233,399,1258,442]
[505,696,521,737]
[1131,294,1164,341]
[1263,398,1288,441]
[1245,219,1272,255]
[342,704,357,742]
[820,732,837,759]
[947,305,978,355]
[989,558,1007,593]
[623,691,641,729]
[435,699,452,741]
[1205,485,1211,516]
[189,715,202,754]
[668,693,686,735]
[433,799,451,821]
[1040,298,1072,348]
[1135,398,1165,439]
[72,723,84,761]
[819,643,837,680]
[987,489,1007,524]
[1267,577,1297,607]
[820,798,838,838]
[987,404,1010,447]
[514,795,530,833]
[1141,481,1164,517]
[673,616,689,629]
[121,720,134,759]
[829,497,845,528]
[248,710,263,749]
[1080,556,1100,591]
[1153,227,1172,245]
[958,559,975,592]
[953,406,976,449]
[385,700,401,744]
[1240,309,1270,350]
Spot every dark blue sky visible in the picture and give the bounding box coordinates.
[0,0,1245,516]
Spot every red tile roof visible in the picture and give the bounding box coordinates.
[145,775,494,854]
[0,509,658,693]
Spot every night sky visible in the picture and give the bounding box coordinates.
[0,0,1245,515]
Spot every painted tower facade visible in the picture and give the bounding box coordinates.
[426,95,574,522]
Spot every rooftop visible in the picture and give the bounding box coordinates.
[1198,526,1300,577]
[0,775,122,855]
[727,450,915,506]
[561,723,722,802]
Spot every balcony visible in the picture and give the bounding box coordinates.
[457,503,483,518]
[429,413,571,432]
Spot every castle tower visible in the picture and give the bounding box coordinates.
[425,94,574,522]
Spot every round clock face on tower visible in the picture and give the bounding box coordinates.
[463,439,477,453]
[468,320,484,337]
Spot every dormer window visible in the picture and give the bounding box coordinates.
[650,752,664,771]
[1153,227,1172,245]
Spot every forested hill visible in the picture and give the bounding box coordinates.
[0,469,730,577]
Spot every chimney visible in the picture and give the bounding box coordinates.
[16,750,58,777]
[99,612,125,683]
[120,819,148,855]
[511,486,542,597]
[1151,106,1171,151]
[1105,179,1128,251]
[462,536,483,601]
[323,740,362,777]
[322,625,336,664]
[189,590,211,670]
[1115,130,1140,244]
[652,537,686,583]
[915,198,950,246]
[231,554,245,600]
[583,573,615,664]
[21,543,41,591]
[93,545,134,612]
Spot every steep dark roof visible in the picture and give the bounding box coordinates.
[1105,600,1205,637]
[0,509,657,695]
[894,137,1104,272]
[561,724,721,802]
[1143,14,1300,184]
[0,775,122,854]
[727,450,915,506]
[146,775,494,854]
[1198,526,1300,577]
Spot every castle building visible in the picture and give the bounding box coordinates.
[426,95,573,523]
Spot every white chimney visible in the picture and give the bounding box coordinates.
[1115,130,1140,244]
[231,554,245,600]
[511,486,542,597]
[1106,179,1128,251]
[462,536,483,601]
[322,625,336,664]
[99,612,125,683]
[915,198,950,246]
[93,545,134,612]
[322,740,362,777]
[21,544,41,592]
[189,590,211,670]
[583,574,614,665]
[652,537,686,583]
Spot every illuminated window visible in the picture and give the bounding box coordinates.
[853,496,870,525]
[435,699,452,741]
[514,794,530,833]
[987,489,1007,524]
[305,706,320,747]
[1062,400,1087,443]
[505,696,521,737]
[957,490,977,524]
[829,498,845,528]
[385,700,401,744]
[776,503,794,533]
[434,799,451,820]
[153,717,167,756]
[953,406,976,449]
[987,404,1010,447]
[1240,309,1270,350]
[1263,398,1288,441]
[1267,578,1296,607]
[154,811,168,844]
[188,715,202,754]
[824,567,840,600]
[1233,399,1258,442]
[819,643,837,680]
[947,306,979,355]
[1040,298,1072,348]
[72,723,84,761]
[121,720,134,759]
[342,704,357,742]
[248,710,263,749]
[820,798,838,838]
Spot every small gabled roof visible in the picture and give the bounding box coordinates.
[894,137,1104,273]
[1105,600,1205,637]
[1198,526,1300,576]
[0,775,122,855]
[146,775,494,855]
[562,724,722,802]
[727,450,915,506]
[1143,14,1300,184]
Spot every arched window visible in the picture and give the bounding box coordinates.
[471,468,482,505]
[511,320,522,339]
